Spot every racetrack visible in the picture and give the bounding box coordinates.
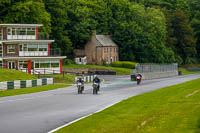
[0,74,199,133]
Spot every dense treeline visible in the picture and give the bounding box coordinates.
[0,0,199,65]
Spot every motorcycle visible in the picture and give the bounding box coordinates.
[93,82,99,94]
[136,74,142,85]
[77,82,84,94]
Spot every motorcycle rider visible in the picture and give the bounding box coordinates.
[93,76,100,90]
[77,77,84,90]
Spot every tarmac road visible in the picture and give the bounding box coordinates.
[0,74,199,133]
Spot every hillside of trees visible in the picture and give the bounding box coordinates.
[0,0,199,65]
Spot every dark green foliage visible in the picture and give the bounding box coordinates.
[44,0,72,56]
[0,0,51,33]
[172,9,197,64]
[187,0,200,62]
[0,0,199,65]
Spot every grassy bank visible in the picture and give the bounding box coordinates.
[40,74,76,84]
[179,67,200,75]
[0,84,69,97]
[0,68,37,82]
[63,64,130,75]
[56,78,200,133]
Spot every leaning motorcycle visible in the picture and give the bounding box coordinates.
[77,82,84,94]
[136,74,142,85]
[93,82,99,94]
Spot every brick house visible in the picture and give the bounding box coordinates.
[0,24,66,74]
[74,31,119,65]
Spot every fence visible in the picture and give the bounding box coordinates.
[131,63,178,80]
[0,78,53,90]
[135,63,178,73]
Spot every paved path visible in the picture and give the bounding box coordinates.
[0,74,199,133]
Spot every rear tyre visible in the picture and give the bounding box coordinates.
[78,86,81,94]
[93,88,96,94]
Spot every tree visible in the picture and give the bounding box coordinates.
[108,0,175,63]
[44,0,72,56]
[3,1,51,33]
[172,9,197,64]
[187,0,200,62]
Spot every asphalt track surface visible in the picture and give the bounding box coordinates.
[0,74,200,133]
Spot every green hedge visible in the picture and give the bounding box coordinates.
[111,61,136,69]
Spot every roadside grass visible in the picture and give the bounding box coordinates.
[56,78,200,133]
[179,67,200,75]
[40,74,76,84]
[0,68,37,82]
[63,64,130,75]
[0,84,69,97]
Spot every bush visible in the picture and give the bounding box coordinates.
[111,61,136,69]
[63,58,75,65]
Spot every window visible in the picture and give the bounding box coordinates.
[19,61,28,69]
[20,28,26,35]
[8,27,36,36]
[20,45,23,51]
[27,28,35,35]
[7,45,16,53]
[28,44,38,51]
[39,44,48,51]
[0,44,2,56]
[7,28,11,35]
[32,60,60,69]
[104,48,106,53]
[0,29,2,40]
[16,28,21,35]
[12,28,16,35]
[51,63,59,68]
[110,48,112,53]
[23,44,28,51]
[40,63,50,68]
[0,61,2,68]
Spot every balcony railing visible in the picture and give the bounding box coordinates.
[3,48,62,57]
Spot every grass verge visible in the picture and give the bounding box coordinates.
[63,64,130,75]
[0,68,37,82]
[56,78,200,133]
[0,84,69,97]
[179,67,200,75]
[40,74,76,84]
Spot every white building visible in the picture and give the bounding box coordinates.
[0,24,66,74]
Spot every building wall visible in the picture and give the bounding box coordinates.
[85,36,99,64]
[85,36,119,65]
[3,27,7,40]
[96,47,103,64]
[102,46,119,64]
[3,44,19,56]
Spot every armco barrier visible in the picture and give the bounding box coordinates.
[0,78,54,90]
